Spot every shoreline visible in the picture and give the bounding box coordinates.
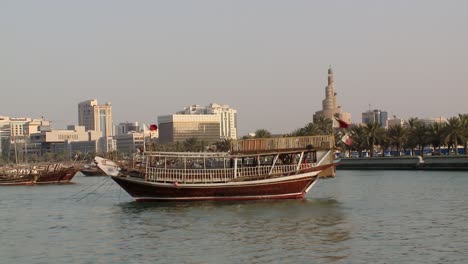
[337,155,468,171]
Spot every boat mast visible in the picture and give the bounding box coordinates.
[13,136,18,164]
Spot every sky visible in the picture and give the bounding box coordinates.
[1,0,467,136]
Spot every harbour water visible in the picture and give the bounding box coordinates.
[1,170,467,263]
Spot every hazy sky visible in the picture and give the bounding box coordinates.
[1,0,467,136]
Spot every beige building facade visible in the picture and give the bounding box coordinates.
[115,132,145,154]
[178,103,237,139]
[78,99,113,138]
[30,126,101,143]
[158,114,221,144]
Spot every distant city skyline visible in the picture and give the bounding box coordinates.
[1,1,467,136]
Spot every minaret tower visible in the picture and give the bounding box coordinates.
[322,65,338,112]
[313,65,352,124]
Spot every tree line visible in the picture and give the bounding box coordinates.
[160,113,467,157]
[288,114,468,157]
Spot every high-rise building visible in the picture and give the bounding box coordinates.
[362,109,389,128]
[177,103,237,139]
[78,99,113,138]
[313,66,352,124]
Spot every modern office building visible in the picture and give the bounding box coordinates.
[115,132,145,154]
[24,118,51,136]
[78,99,113,138]
[313,66,352,124]
[362,109,389,128]
[420,116,446,125]
[78,99,114,153]
[0,116,10,156]
[9,118,31,138]
[115,122,141,136]
[0,116,51,159]
[158,114,221,144]
[178,103,237,139]
[30,125,102,155]
[387,118,405,127]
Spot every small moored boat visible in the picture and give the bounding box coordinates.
[0,163,79,186]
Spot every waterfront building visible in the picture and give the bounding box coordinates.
[387,117,405,127]
[30,125,102,155]
[30,126,100,143]
[313,66,352,124]
[158,114,221,144]
[78,99,113,138]
[25,118,51,136]
[9,118,31,138]
[420,116,446,125]
[0,116,10,156]
[0,116,51,159]
[362,109,388,128]
[115,122,141,136]
[178,103,237,139]
[78,99,114,153]
[115,132,145,154]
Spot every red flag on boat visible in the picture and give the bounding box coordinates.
[149,124,158,131]
[341,133,353,146]
[332,117,349,129]
[174,181,179,187]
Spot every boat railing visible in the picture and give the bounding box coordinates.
[0,162,75,177]
[231,135,335,153]
[145,162,317,184]
[146,167,235,183]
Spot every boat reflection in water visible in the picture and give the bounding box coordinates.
[115,197,350,262]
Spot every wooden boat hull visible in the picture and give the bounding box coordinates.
[0,177,35,186]
[34,167,78,184]
[80,168,106,176]
[111,172,321,202]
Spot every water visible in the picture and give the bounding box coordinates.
[1,171,468,264]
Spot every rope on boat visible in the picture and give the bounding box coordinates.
[88,179,115,203]
[64,179,105,199]
[75,178,113,202]
[70,177,113,202]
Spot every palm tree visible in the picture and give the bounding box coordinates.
[386,124,407,156]
[313,116,333,135]
[411,123,429,157]
[428,122,445,154]
[364,122,383,157]
[405,117,421,156]
[254,129,272,138]
[444,117,463,155]
[291,122,320,136]
[183,137,205,152]
[214,138,232,152]
[378,131,391,157]
[349,125,368,157]
[458,113,468,155]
